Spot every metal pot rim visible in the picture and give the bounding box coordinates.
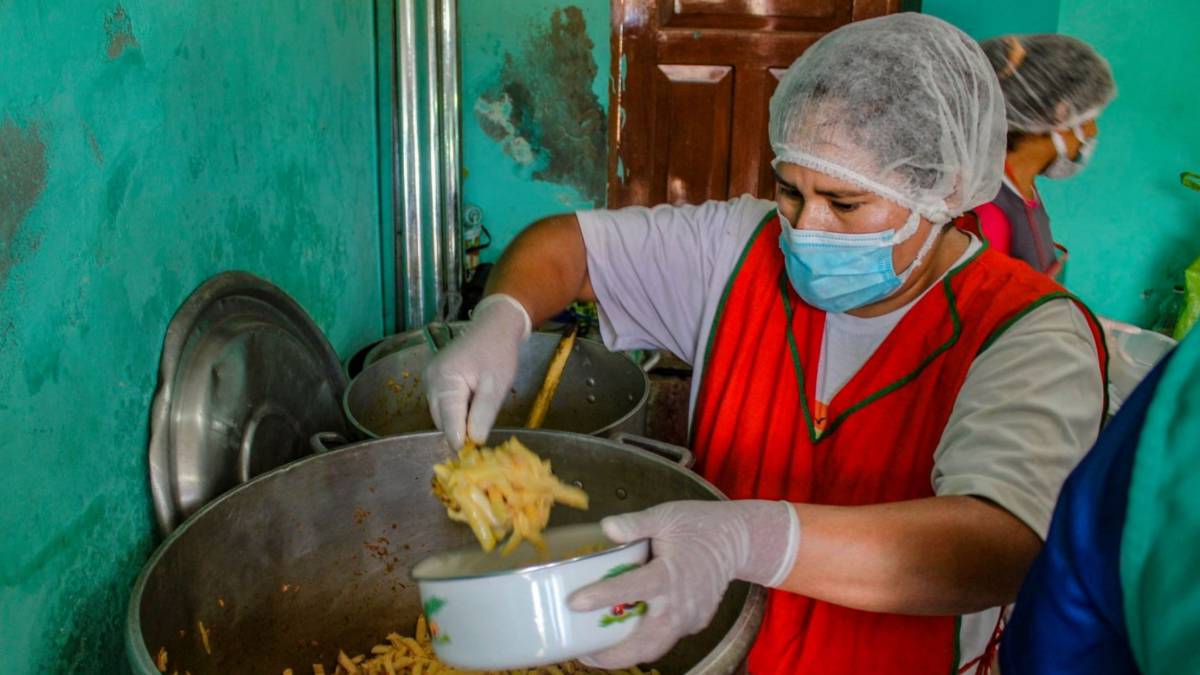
[125,429,761,674]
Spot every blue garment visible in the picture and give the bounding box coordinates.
[1000,352,1173,674]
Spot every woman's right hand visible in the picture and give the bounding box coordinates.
[423,294,530,448]
[568,500,800,668]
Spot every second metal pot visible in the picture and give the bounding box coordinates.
[344,327,650,438]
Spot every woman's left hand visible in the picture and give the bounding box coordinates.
[569,500,800,668]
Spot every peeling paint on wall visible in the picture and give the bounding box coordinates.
[104,4,139,59]
[474,6,607,204]
[0,118,47,292]
[474,93,536,165]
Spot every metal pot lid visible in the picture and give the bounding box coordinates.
[147,271,349,535]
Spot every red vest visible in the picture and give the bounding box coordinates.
[691,213,1107,674]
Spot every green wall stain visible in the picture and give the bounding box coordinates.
[0,497,110,587]
[0,118,48,293]
[0,2,384,673]
[104,4,140,60]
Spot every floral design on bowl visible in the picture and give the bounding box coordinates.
[424,596,451,644]
[597,563,649,627]
[601,601,648,627]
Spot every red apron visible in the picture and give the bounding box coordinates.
[691,212,1107,674]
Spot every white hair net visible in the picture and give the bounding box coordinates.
[769,13,1006,224]
[981,34,1116,134]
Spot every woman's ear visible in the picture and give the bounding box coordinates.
[1052,100,1072,127]
[940,175,963,216]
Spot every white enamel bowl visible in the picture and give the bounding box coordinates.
[411,523,651,670]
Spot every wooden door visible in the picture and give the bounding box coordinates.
[607,0,905,207]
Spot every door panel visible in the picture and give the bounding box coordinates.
[755,67,789,195]
[662,0,847,31]
[654,65,734,205]
[672,0,838,19]
[609,0,903,207]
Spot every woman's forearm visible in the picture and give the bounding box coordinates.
[484,214,594,326]
[777,495,1042,615]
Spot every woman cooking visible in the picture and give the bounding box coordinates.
[975,34,1116,277]
[424,14,1107,675]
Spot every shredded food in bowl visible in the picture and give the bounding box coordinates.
[432,438,589,555]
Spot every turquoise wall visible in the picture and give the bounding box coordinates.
[0,2,383,672]
[459,0,610,262]
[1040,0,1200,327]
[922,0,1060,38]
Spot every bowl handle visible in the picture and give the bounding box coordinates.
[422,321,454,353]
[310,431,351,454]
[610,433,695,468]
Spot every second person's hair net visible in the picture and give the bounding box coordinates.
[981,34,1116,134]
[769,13,1006,224]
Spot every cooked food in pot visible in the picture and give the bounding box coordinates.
[303,615,660,675]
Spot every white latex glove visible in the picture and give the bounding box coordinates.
[569,500,801,669]
[423,294,531,448]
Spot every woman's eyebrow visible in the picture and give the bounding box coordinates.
[772,171,798,191]
[773,171,867,199]
[815,187,869,199]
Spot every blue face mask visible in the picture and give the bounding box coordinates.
[778,210,932,313]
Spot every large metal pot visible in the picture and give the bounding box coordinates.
[127,430,765,674]
[345,325,649,438]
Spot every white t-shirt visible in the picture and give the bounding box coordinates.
[577,195,1104,668]
[815,237,982,405]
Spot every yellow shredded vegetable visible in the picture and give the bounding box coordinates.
[432,438,588,555]
[304,615,659,675]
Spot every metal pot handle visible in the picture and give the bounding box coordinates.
[310,431,351,454]
[610,432,695,468]
[639,350,662,373]
[422,321,454,353]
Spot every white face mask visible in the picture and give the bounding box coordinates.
[1043,126,1097,179]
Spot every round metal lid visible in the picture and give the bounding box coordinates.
[148,271,350,535]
